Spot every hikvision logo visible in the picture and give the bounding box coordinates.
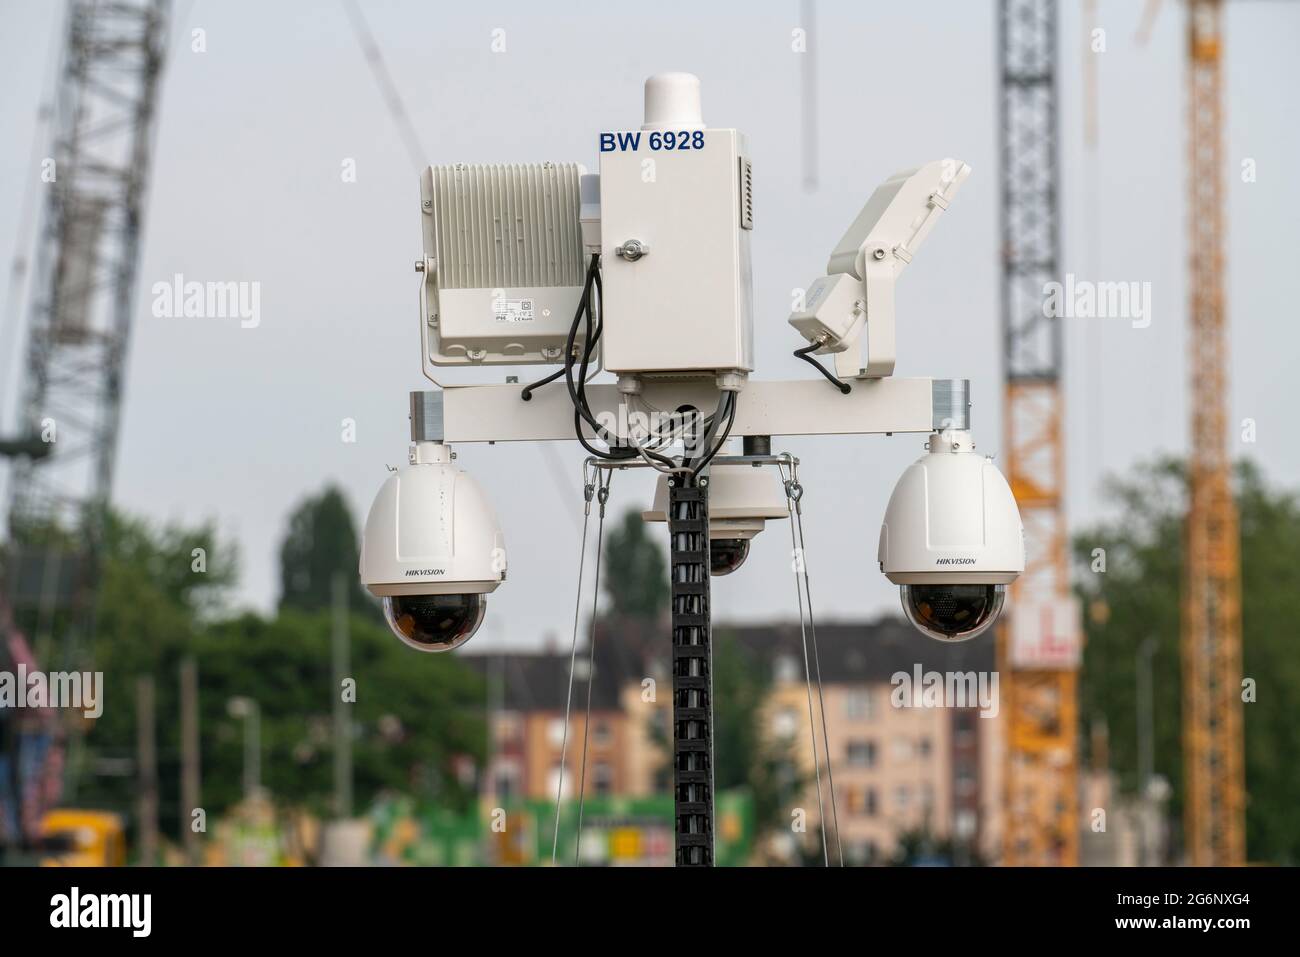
[935,557,976,565]
[405,568,445,577]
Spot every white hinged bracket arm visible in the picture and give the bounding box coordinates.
[790,158,971,381]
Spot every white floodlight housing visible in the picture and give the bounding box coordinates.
[643,466,787,576]
[790,158,971,380]
[878,429,1024,642]
[419,162,590,371]
[359,440,506,652]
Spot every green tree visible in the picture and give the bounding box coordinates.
[602,509,667,621]
[76,511,236,814]
[197,608,485,816]
[710,632,803,848]
[1072,458,1300,864]
[278,486,371,614]
[78,506,485,837]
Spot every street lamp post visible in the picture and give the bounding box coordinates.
[1135,637,1157,866]
[227,696,261,802]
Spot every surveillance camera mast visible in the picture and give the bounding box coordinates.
[358,73,1025,867]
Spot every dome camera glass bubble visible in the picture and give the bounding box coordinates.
[383,593,486,652]
[709,539,750,576]
[901,583,1005,642]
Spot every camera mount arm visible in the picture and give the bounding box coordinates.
[418,376,970,445]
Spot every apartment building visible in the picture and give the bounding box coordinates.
[465,615,1002,864]
[731,619,997,863]
[466,651,632,804]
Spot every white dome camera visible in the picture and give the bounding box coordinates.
[878,429,1024,642]
[359,439,506,653]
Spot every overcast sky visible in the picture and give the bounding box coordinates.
[1,0,1297,650]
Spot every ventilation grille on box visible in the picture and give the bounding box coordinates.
[431,162,585,290]
[739,157,753,230]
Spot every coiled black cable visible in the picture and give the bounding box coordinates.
[794,342,852,394]
[520,261,598,402]
[689,391,737,475]
[520,255,738,471]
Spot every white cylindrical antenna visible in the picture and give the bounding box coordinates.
[642,72,703,130]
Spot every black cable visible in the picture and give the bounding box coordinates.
[523,253,692,469]
[522,259,608,401]
[682,392,723,472]
[520,367,565,401]
[574,261,600,409]
[562,256,600,415]
[574,262,609,425]
[571,283,630,462]
[562,257,656,463]
[691,392,737,475]
[561,259,627,460]
[571,259,679,468]
[794,342,851,394]
[524,259,598,402]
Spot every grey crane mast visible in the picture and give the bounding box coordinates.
[4,0,171,675]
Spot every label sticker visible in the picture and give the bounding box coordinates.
[493,298,535,322]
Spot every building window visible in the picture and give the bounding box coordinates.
[918,737,932,758]
[955,710,977,747]
[653,705,671,740]
[773,707,799,740]
[846,739,877,768]
[492,763,519,802]
[847,841,876,866]
[844,688,873,721]
[546,764,572,799]
[592,720,612,747]
[894,785,911,811]
[956,767,977,797]
[955,810,978,840]
[774,655,799,684]
[849,786,879,817]
[495,712,522,746]
[593,761,614,796]
[775,760,797,793]
[547,718,567,748]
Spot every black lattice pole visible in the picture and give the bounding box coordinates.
[668,474,713,866]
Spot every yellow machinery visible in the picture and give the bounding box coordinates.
[39,810,127,867]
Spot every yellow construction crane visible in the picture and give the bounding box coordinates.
[1137,0,1246,868]
[997,0,1248,869]
[996,0,1081,867]
[1181,0,1246,867]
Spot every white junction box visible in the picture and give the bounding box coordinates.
[420,162,587,366]
[598,124,754,378]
